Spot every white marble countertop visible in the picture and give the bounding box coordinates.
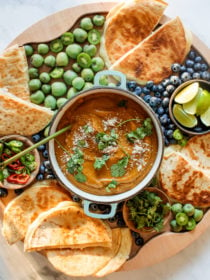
[0,0,210,279]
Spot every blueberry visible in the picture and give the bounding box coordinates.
[192,72,201,79]
[89,203,98,211]
[108,216,117,223]
[193,126,203,133]
[201,63,208,71]
[151,85,158,92]
[162,97,169,108]
[36,173,44,180]
[169,138,177,145]
[135,237,144,246]
[185,59,194,68]
[164,136,170,146]
[134,86,142,96]
[168,123,176,130]
[195,56,202,63]
[42,150,49,158]
[157,84,164,92]
[143,95,151,103]
[187,68,194,75]
[32,133,41,143]
[72,194,81,202]
[43,160,51,169]
[170,75,181,86]
[14,188,24,195]
[142,87,150,95]
[166,84,175,94]
[160,114,169,125]
[46,173,55,179]
[117,218,126,227]
[161,126,165,134]
[0,188,8,197]
[115,212,123,220]
[165,129,174,138]
[157,106,165,115]
[154,91,161,97]
[127,81,136,91]
[44,168,53,174]
[161,78,171,88]
[188,50,196,60]
[180,72,191,82]
[194,63,201,71]
[131,231,140,238]
[37,144,46,151]
[149,97,159,107]
[162,90,169,97]
[201,71,210,80]
[146,81,154,89]
[39,164,45,174]
[180,65,186,72]
[171,63,181,73]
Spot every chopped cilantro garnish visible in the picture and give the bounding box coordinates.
[77,140,88,148]
[95,129,118,151]
[106,180,118,192]
[94,154,110,170]
[126,118,153,143]
[111,156,129,177]
[66,148,86,182]
[83,124,93,134]
[74,172,87,183]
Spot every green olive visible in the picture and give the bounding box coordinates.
[80,17,93,31]
[39,72,51,84]
[61,32,74,45]
[51,82,67,97]
[44,95,57,110]
[67,87,78,99]
[72,77,85,91]
[83,44,97,57]
[83,82,93,90]
[66,44,82,59]
[185,218,196,231]
[31,54,44,68]
[28,67,39,79]
[92,15,105,26]
[41,84,51,94]
[73,28,88,43]
[37,43,49,55]
[56,52,69,67]
[183,204,195,216]
[81,68,94,82]
[91,57,104,72]
[50,39,63,53]
[193,209,204,222]
[171,203,183,215]
[57,97,68,108]
[170,219,182,232]
[24,45,34,56]
[30,90,45,104]
[176,212,189,226]
[63,70,78,86]
[72,62,82,73]
[44,55,56,67]
[29,79,42,91]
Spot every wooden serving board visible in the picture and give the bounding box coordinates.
[1,1,210,277]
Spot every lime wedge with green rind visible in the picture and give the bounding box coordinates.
[183,88,202,115]
[196,89,210,116]
[174,82,199,104]
[200,107,210,127]
[173,104,198,128]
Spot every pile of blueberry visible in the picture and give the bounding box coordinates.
[126,49,209,145]
[32,132,56,181]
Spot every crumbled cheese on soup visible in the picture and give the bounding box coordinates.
[103,117,118,131]
[131,140,150,171]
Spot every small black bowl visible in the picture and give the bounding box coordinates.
[169,79,210,136]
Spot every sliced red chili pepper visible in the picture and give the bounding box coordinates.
[7,173,30,184]
[8,159,22,170]
[1,153,11,161]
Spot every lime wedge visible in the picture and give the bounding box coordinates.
[173,104,198,128]
[183,88,202,115]
[175,82,199,104]
[200,107,210,127]
[196,89,210,116]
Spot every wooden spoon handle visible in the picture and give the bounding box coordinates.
[121,209,210,271]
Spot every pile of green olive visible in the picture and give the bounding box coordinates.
[24,14,107,110]
[170,202,204,232]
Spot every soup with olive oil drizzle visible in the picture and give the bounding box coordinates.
[55,93,158,195]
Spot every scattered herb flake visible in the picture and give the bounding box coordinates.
[94,154,110,170]
[111,156,129,177]
[106,180,118,192]
[66,148,86,182]
[127,118,153,143]
[95,129,118,151]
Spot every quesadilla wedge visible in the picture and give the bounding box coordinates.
[24,201,112,252]
[2,180,72,245]
[0,88,53,136]
[46,228,122,277]
[100,0,167,67]
[0,44,30,101]
[111,17,192,84]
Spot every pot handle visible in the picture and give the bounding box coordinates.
[83,200,118,219]
[94,70,127,90]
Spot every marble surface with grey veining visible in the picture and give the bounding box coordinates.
[0,0,210,279]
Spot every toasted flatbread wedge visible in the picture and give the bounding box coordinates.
[24,201,112,252]
[94,228,132,277]
[0,88,53,136]
[46,228,122,277]
[0,44,30,101]
[111,17,192,84]
[2,180,72,245]
[159,151,210,207]
[100,0,167,67]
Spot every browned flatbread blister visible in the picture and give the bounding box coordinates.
[100,0,167,67]
[111,17,192,84]
[0,44,30,101]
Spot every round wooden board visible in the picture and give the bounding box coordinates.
[1,1,210,274]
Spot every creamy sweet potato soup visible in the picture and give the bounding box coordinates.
[55,93,158,195]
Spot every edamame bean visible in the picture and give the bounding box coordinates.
[91,57,104,72]
[24,45,34,56]
[50,67,64,79]
[83,82,93,90]
[99,75,108,86]
[93,15,105,26]
[63,70,78,86]
[28,68,39,79]
[38,43,49,55]
[56,52,69,67]
[39,72,51,84]
[57,97,68,108]
[44,95,57,110]
[80,17,93,31]
[51,82,67,97]
[81,68,94,82]
[83,44,97,57]
[72,62,82,73]
[41,84,51,94]
[67,87,78,99]
[66,44,82,59]
[29,79,42,91]
[72,77,85,91]
[44,55,56,67]
[73,28,87,43]
[30,90,45,104]
[31,54,44,68]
